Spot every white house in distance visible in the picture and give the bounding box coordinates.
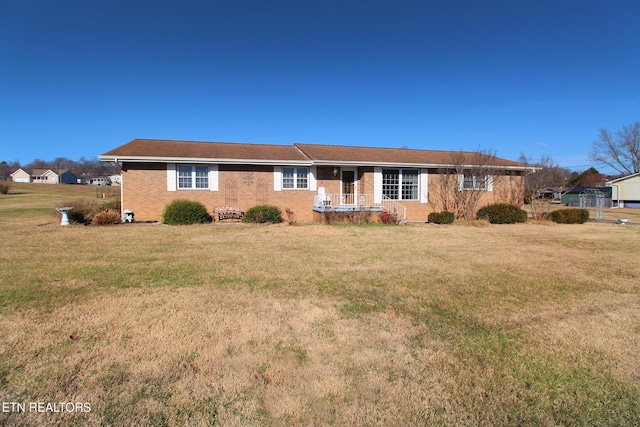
[10,168,31,183]
[10,168,79,184]
[607,173,640,208]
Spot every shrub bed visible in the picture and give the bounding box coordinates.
[477,203,528,224]
[92,209,122,225]
[162,199,212,225]
[428,211,455,224]
[380,211,399,224]
[549,208,590,224]
[243,205,282,224]
[60,198,99,224]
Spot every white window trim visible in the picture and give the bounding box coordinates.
[281,167,310,190]
[382,168,420,201]
[374,167,383,203]
[167,163,176,192]
[274,166,282,191]
[168,164,217,191]
[459,172,492,191]
[420,169,428,203]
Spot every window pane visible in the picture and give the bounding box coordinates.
[282,168,294,189]
[178,165,192,189]
[475,174,486,190]
[382,169,399,199]
[463,173,474,190]
[401,169,419,200]
[195,166,209,189]
[296,168,308,189]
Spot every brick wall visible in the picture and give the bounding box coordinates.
[121,163,524,223]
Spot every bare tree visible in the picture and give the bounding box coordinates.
[520,154,571,220]
[589,122,640,175]
[494,171,525,206]
[432,149,497,220]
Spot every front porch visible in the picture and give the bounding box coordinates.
[313,193,407,222]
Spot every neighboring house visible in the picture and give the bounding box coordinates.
[99,139,534,222]
[10,168,31,183]
[607,173,640,208]
[29,169,59,184]
[10,168,78,184]
[58,170,79,184]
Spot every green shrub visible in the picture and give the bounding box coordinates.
[92,209,122,225]
[162,199,212,225]
[60,198,99,224]
[243,205,282,224]
[428,211,455,224]
[477,203,528,224]
[549,208,590,224]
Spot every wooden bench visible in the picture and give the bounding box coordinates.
[214,206,244,222]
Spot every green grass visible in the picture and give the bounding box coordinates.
[0,183,639,426]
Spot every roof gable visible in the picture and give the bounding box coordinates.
[607,172,640,184]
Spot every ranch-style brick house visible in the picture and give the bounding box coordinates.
[99,139,534,223]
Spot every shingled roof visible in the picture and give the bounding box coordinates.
[294,143,526,168]
[101,139,530,169]
[100,139,311,164]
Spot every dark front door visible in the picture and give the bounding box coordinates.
[341,170,355,205]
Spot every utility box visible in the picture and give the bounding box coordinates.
[122,209,134,223]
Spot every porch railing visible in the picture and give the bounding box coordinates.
[313,194,407,222]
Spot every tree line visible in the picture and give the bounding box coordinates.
[0,157,121,180]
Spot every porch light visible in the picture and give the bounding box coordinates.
[333,167,338,176]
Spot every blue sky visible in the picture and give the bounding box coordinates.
[1,0,639,172]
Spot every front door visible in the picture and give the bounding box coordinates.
[341,169,356,205]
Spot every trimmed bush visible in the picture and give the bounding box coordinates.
[243,205,282,224]
[60,198,99,224]
[549,208,590,224]
[92,209,122,225]
[428,211,455,224]
[162,199,212,225]
[477,203,528,224]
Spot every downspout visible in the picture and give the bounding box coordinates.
[116,158,124,215]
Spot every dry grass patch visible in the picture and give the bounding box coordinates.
[1,188,639,426]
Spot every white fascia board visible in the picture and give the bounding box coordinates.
[606,172,640,184]
[97,155,535,172]
[311,160,534,171]
[98,155,312,166]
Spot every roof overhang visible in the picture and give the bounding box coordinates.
[98,155,312,167]
[606,172,640,184]
[312,159,537,171]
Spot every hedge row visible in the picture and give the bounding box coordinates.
[477,203,528,224]
[549,209,590,224]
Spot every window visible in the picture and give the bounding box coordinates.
[382,169,419,200]
[282,167,309,189]
[178,165,209,189]
[462,172,486,190]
